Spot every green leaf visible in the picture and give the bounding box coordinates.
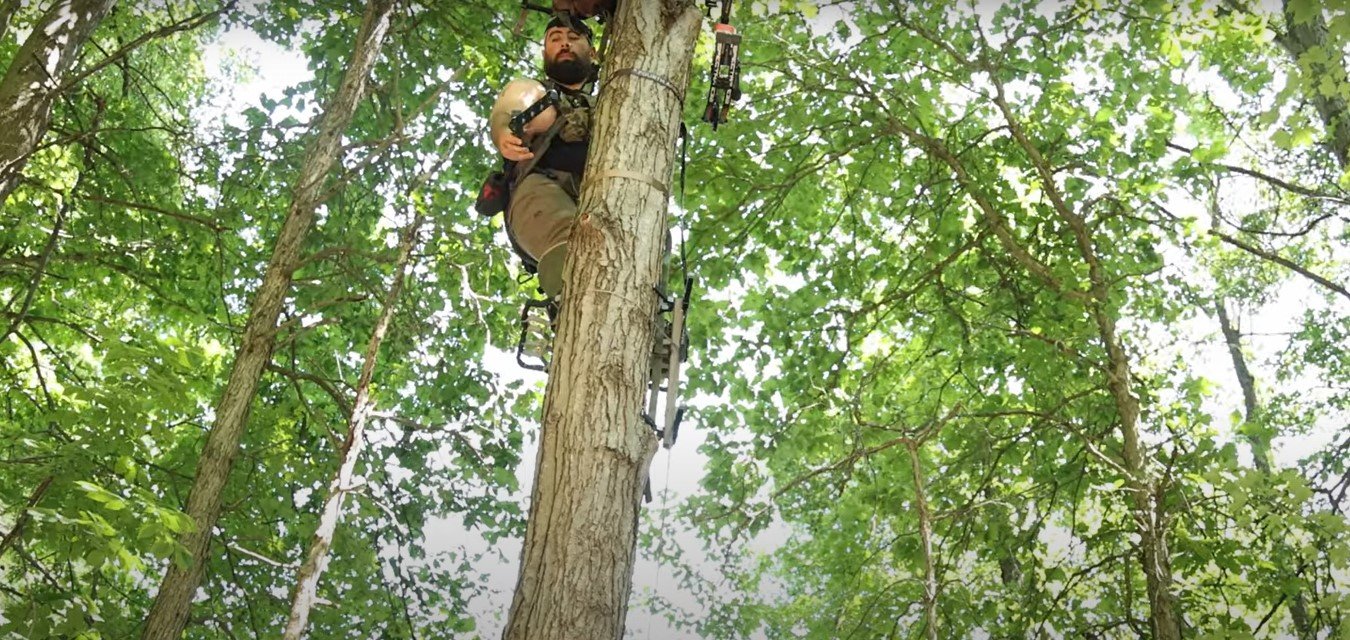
[1288,0,1318,26]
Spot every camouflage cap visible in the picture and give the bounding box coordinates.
[545,14,593,41]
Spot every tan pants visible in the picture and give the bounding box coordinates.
[508,171,578,297]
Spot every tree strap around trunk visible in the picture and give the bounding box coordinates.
[606,67,684,103]
[588,169,670,198]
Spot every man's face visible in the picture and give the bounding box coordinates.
[543,26,594,85]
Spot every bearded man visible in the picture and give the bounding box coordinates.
[488,16,597,298]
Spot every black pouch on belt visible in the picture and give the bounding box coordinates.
[474,170,510,216]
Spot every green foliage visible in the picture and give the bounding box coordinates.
[652,1,1350,638]
[2,0,1349,638]
[1,1,534,637]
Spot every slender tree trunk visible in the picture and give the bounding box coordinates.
[139,2,396,637]
[282,213,423,639]
[1053,162,1182,640]
[1216,302,1273,471]
[0,0,115,204]
[897,97,1188,635]
[1216,301,1315,640]
[1276,0,1350,167]
[982,87,1186,640]
[0,0,19,44]
[1237,8,1350,632]
[1098,306,1183,640]
[501,2,701,638]
[906,442,939,640]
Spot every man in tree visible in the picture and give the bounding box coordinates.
[489,15,597,298]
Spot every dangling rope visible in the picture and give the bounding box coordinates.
[645,449,676,640]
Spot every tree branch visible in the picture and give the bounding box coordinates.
[0,476,54,561]
[265,363,353,419]
[81,193,229,231]
[1167,142,1350,206]
[1214,231,1350,301]
[58,3,234,94]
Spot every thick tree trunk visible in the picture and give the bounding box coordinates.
[283,214,422,639]
[0,0,115,204]
[1276,0,1350,167]
[139,2,396,638]
[501,2,701,638]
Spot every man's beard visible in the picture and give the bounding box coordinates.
[545,57,594,85]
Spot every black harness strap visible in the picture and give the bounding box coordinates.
[511,112,567,189]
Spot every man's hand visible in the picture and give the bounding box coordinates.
[496,132,534,162]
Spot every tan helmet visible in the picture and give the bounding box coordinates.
[495,78,557,136]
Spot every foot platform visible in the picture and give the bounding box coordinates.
[515,298,556,372]
[645,276,692,449]
[514,275,693,453]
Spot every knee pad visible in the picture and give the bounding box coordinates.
[537,242,569,299]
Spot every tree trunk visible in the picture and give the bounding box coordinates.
[283,213,422,639]
[1216,302,1274,471]
[1227,11,1350,621]
[1101,311,1184,640]
[0,0,115,204]
[896,98,1188,635]
[139,1,397,638]
[1216,301,1315,640]
[500,2,701,638]
[1057,169,1182,640]
[906,442,939,640]
[1276,0,1350,167]
[981,87,1186,640]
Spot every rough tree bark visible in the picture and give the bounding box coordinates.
[283,212,423,640]
[0,0,115,204]
[501,2,702,638]
[139,1,397,637]
[1090,276,1183,640]
[1276,0,1350,167]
